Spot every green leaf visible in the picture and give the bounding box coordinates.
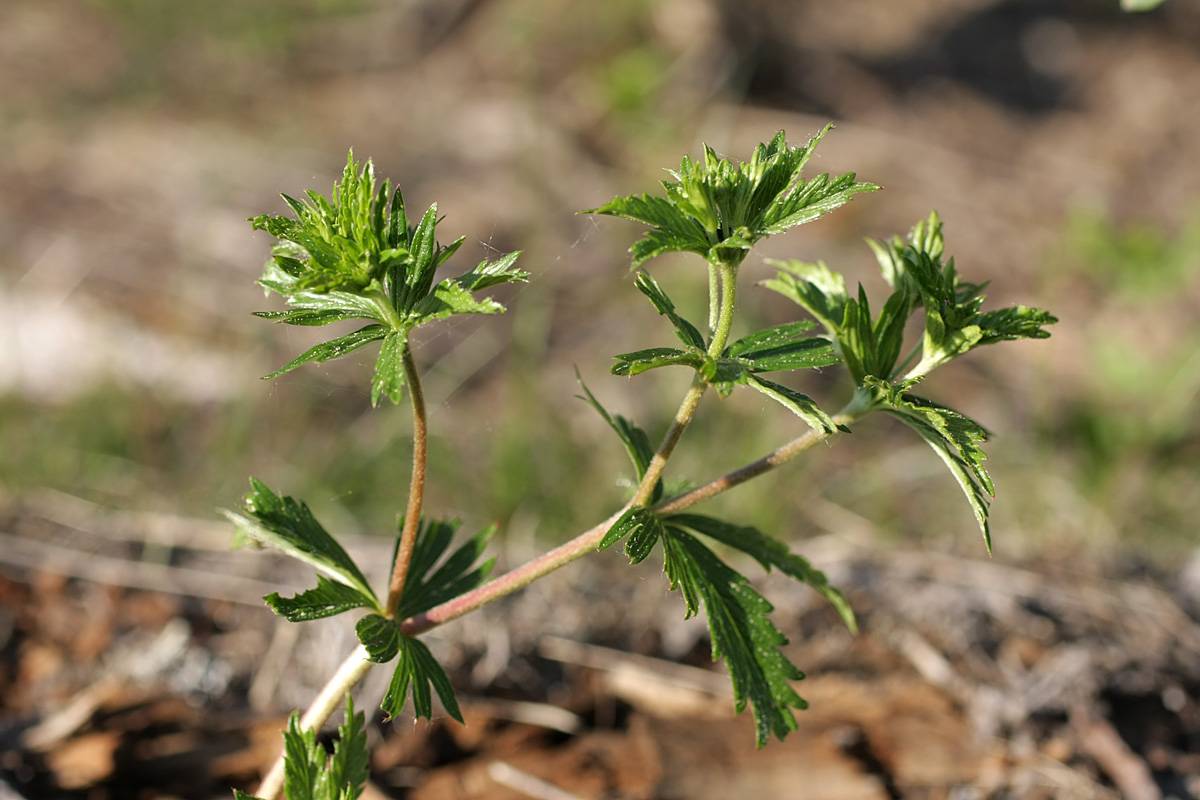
[266,575,379,622]
[454,250,529,292]
[370,330,408,407]
[584,194,714,269]
[414,281,504,321]
[1122,0,1165,10]
[598,505,663,565]
[588,127,878,270]
[396,518,497,621]
[726,321,838,372]
[975,305,1058,346]
[744,375,838,435]
[329,696,370,800]
[870,212,1056,379]
[356,613,403,663]
[667,514,856,633]
[263,325,387,380]
[224,479,380,610]
[250,151,529,392]
[866,376,995,551]
[381,636,463,723]
[761,259,850,339]
[281,289,392,323]
[633,271,707,349]
[660,526,807,746]
[612,347,702,377]
[267,696,368,800]
[761,171,880,236]
[282,711,324,800]
[576,374,656,488]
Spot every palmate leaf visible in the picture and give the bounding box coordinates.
[395,518,497,621]
[583,194,714,270]
[660,526,807,747]
[224,478,381,612]
[588,127,878,270]
[764,261,914,385]
[869,212,1056,379]
[381,635,463,723]
[235,696,369,800]
[454,250,528,292]
[598,505,664,565]
[328,697,370,800]
[370,330,408,406]
[760,259,849,337]
[667,514,856,633]
[356,613,404,663]
[866,376,995,551]
[743,375,839,436]
[598,510,812,746]
[250,150,525,400]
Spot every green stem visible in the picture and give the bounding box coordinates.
[385,345,428,618]
[632,262,739,506]
[651,404,861,516]
[707,263,720,332]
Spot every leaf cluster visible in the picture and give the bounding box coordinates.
[763,211,1057,547]
[587,126,879,270]
[224,480,492,723]
[235,696,368,800]
[249,151,527,404]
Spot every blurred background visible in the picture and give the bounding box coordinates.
[2,0,1200,798]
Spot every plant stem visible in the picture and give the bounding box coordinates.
[255,645,374,800]
[400,507,628,636]
[385,346,428,618]
[403,401,868,637]
[652,405,859,516]
[632,262,739,507]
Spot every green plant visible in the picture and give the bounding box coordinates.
[227,130,1055,799]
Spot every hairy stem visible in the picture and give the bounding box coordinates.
[385,346,428,618]
[652,405,860,516]
[255,645,374,800]
[633,262,739,506]
[400,507,627,636]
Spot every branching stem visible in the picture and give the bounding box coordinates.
[259,261,853,794]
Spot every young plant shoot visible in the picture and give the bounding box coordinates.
[229,130,1055,798]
